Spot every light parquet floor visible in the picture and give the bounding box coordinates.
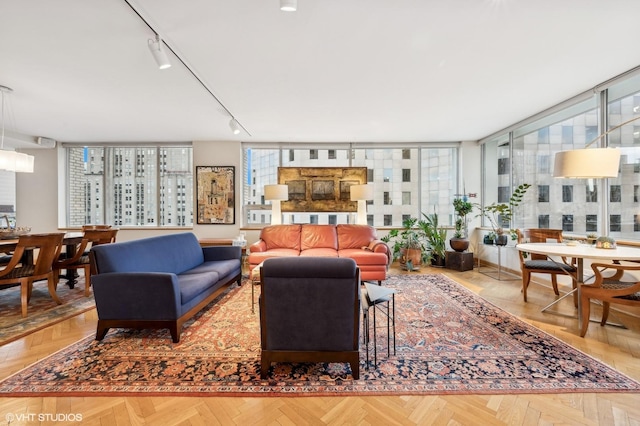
[0,265,639,426]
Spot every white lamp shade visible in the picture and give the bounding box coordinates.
[350,184,374,201]
[14,152,34,173]
[0,150,18,171]
[553,148,621,178]
[0,150,33,173]
[264,184,288,201]
[280,0,297,11]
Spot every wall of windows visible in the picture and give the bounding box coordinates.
[482,70,640,241]
[242,144,459,227]
[65,145,193,227]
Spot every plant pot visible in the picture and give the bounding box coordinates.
[483,235,494,245]
[495,235,508,246]
[430,254,445,267]
[400,248,422,266]
[449,238,469,252]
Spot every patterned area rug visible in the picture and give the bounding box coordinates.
[1,274,638,396]
[0,277,94,345]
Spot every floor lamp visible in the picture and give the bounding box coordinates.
[264,184,288,225]
[350,184,374,225]
[551,115,640,179]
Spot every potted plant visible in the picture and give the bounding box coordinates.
[479,183,531,246]
[483,231,496,245]
[381,217,428,268]
[419,211,447,267]
[450,197,474,252]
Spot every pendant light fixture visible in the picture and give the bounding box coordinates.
[125,0,249,136]
[0,86,34,173]
[280,0,297,11]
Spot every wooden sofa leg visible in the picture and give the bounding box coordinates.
[261,353,271,379]
[95,322,109,341]
[170,324,181,343]
[350,361,359,380]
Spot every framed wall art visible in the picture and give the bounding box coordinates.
[277,167,367,213]
[196,166,235,224]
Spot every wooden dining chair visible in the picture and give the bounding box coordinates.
[0,233,65,317]
[516,229,577,303]
[82,224,112,230]
[55,229,118,296]
[580,262,640,337]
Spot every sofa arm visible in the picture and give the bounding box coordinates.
[249,240,267,253]
[202,245,242,261]
[369,239,391,265]
[92,272,181,320]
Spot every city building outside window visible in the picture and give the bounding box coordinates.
[610,185,621,202]
[243,145,458,227]
[562,186,573,203]
[538,214,549,228]
[538,185,549,202]
[586,215,598,232]
[66,146,192,227]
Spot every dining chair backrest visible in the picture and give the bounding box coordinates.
[83,228,118,246]
[18,233,64,275]
[82,224,112,230]
[517,229,564,261]
[59,229,118,267]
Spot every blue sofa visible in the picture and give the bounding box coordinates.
[90,232,242,343]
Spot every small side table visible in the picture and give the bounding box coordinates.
[250,262,263,314]
[362,283,396,368]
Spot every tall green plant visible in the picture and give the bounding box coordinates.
[479,183,531,238]
[419,212,447,259]
[452,197,474,238]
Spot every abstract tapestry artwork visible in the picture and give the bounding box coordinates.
[196,166,235,224]
[278,167,367,213]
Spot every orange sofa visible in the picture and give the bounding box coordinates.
[248,224,390,283]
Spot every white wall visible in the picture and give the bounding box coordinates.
[16,148,58,234]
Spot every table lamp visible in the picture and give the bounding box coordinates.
[264,184,288,225]
[350,184,374,225]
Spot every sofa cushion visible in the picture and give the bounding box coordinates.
[249,248,300,265]
[300,248,339,257]
[178,271,219,304]
[261,225,301,251]
[336,225,378,250]
[92,232,204,274]
[181,259,239,279]
[301,224,338,250]
[338,248,388,265]
[300,225,338,251]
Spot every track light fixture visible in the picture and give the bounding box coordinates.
[147,34,171,70]
[229,118,241,135]
[125,0,250,135]
[280,0,297,11]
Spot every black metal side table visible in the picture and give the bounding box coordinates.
[361,282,396,368]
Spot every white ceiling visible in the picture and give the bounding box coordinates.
[2,0,640,148]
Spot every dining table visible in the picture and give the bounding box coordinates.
[516,241,640,324]
[0,231,85,287]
